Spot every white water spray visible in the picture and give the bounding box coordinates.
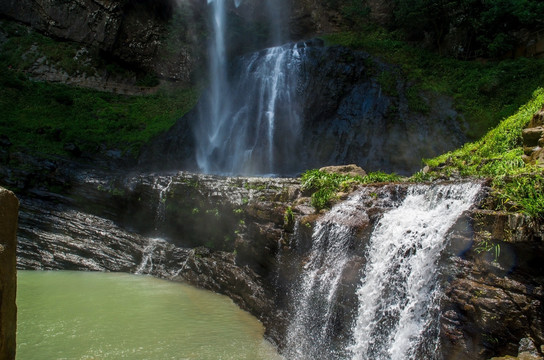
[153,177,173,231]
[349,182,481,359]
[285,190,380,359]
[284,182,481,359]
[136,238,162,275]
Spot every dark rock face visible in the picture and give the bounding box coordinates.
[0,0,335,84]
[441,209,544,359]
[140,41,465,176]
[0,0,205,82]
[15,170,302,344]
[17,194,275,329]
[0,187,18,360]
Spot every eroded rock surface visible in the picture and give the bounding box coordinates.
[522,108,544,167]
[441,209,544,359]
[15,170,303,344]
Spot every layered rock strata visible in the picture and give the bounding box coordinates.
[522,108,544,167]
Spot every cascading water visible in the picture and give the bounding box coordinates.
[349,182,481,359]
[195,0,301,176]
[284,188,392,359]
[284,182,481,360]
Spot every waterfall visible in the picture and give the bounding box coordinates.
[196,0,300,176]
[285,190,382,359]
[135,238,162,275]
[285,182,481,359]
[153,177,173,231]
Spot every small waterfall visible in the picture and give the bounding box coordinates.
[350,182,481,359]
[285,182,481,359]
[285,191,379,359]
[153,177,173,231]
[136,238,162,275]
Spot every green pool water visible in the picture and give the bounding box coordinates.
[16,271,282,359]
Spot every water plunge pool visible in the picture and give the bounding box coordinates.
[16,271,281,359]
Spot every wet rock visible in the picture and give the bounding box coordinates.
[441,206,544,359]
[491,337,544,360]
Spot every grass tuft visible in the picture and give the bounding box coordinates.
[301,169,401,211]
[416,88,544,218]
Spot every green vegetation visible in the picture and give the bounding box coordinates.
[326,0,544,58]
[0,67,198,157]
[416,88,544,218]
[392,0,544,58]
[0,19,199,159]
[301,169,401,211]
[474,231,501,262]
[284,206,294,228]
[0,68,198,157]
[323,28,544,139]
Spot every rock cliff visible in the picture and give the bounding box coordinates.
[0,187,18,360]
[0,0,205,82]
[140,39,465,176]
[0,0,335,84]
[13,169,544,358]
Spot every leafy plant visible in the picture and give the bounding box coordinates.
[474,232,501,262]
[284,206,295,228]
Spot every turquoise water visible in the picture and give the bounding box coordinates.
[17,271,282,359]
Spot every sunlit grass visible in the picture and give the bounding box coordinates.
[301,169,401,210]
[414,88,544,218]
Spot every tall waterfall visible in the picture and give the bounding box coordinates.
[285,182,481,359]
[195,0,300,176]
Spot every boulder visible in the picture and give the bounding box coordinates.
[522,108,544,167]
[319,164,367,177]
[0,187,18,360]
